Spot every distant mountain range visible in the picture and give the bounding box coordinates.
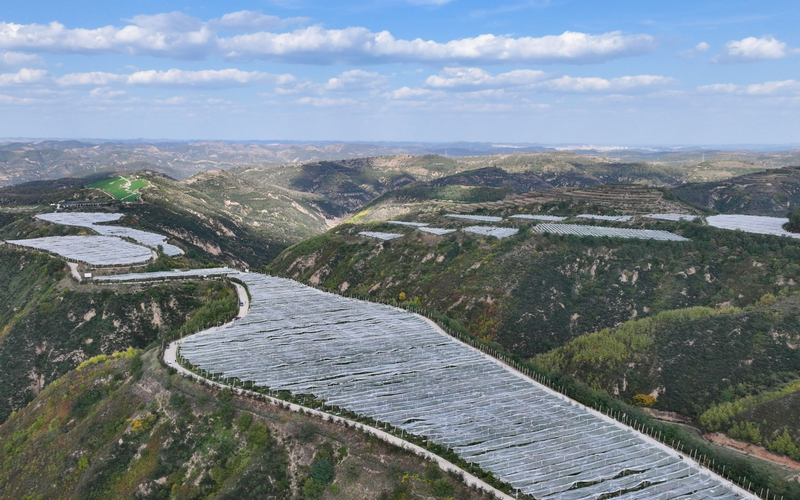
[2,139,800,187]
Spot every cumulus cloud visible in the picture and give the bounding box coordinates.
[677,42,710,59]
[0,68,50,86]
[323,70,388,92]
[0,67,294,89]
[713,36,796,63]
[698,80,800,95]
[211,11,308,32]
[386,86,441,99]
[0,14,657,64]
[221,28,657,64]
[423,67,678,93]
[0,51,44,69]
[425,67,548,89]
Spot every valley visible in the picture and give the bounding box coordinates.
[1,151,800,499]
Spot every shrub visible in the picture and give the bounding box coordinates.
[632,394,657,407]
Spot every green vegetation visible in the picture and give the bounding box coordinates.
[673,166,800,216]
[0,248,239,423]
[0,350,494,500]
[535,300,800,419]
[88,175,148,201]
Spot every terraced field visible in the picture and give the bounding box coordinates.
[177,273,752,500]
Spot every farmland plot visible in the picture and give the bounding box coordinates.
[36,212,184,256]
[179,274,747,500]
[533,224,688,241]
[706,215,800,239]
[6,235,153,265]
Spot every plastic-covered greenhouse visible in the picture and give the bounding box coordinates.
[178,274,746,500]
[533,224,688,241]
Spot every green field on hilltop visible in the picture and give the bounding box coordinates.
[87,175,148,201]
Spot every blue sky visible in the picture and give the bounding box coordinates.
[0,0,798,144]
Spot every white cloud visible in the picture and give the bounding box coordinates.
[713,36,796,63]
[0,14,657,64]
[0,67,295,89]
[221,28,657,64]
[297,96,357,107]
[125,68,276,86]
[57,71,126,86]
[323,70,388,92]
[677,42,710,59]
[425,67,548,88]
[423,67,678,93]
[0,51,44,69]
[539,75,678,92]
[386,87,440,99]
[0,93,37,104]
[211,11,308,32]
[0,68,50,86]
[698,80,800,95]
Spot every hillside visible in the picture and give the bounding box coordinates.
[534,299,800,419]
[0,247,238,423]
[267,206,800,423]
[0,349,492,500]
[673,166,800,216]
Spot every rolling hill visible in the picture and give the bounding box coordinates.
[673,166,800,216]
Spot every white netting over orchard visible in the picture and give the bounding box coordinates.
[509,215,567,221]
[359,232,404,240]
[576,214,632,222]
[7,236,153,265]
[643,214,698,222]
[36,212,184,256]
[446,214,504,222]
[706,215,800,239]
[419,227,456,235]
[179,274,745,500]
[533,224,688,241]
[463,226,519,238]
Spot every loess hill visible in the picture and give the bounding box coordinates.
[0,349,490,500]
